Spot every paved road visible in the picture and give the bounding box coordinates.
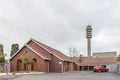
[13,71,120,80]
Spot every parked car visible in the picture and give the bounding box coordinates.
[93,65,108,72]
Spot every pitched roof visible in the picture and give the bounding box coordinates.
[31,39,72,62]
[73,57,117,66]
[10,38,72,62]
[26,45,50,60]
[10,45,50,61]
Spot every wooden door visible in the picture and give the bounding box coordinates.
[31,59,37,71]
[17,60,22,71]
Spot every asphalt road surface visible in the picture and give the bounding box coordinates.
[12,71,120,80]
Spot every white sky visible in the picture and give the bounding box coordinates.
[0,0,120,58]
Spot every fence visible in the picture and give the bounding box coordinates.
[107,62,120,73]
[0,63,10,73]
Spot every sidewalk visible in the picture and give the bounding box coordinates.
[0,72,44,76]
[0,72,45,80]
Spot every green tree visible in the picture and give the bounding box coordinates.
[76,54,83,63]
[10,44,19,57]
[79,54,83,62]
[0,44,5,63]
[116,55,120,61]
[22,53,34,71]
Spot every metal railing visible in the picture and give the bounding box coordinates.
[107,62,120,73]
[0,63,10,73]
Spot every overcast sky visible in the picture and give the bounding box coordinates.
[0,0,120,58]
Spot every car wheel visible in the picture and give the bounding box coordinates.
[94,71,96,72]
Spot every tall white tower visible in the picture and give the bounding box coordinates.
[86,25,92,57]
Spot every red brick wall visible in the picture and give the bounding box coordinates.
[63,62,74,72]
[10,40,74,73]
[10,47,47,72]
[73,63,80,71]
[69,62,74,71]
[49,54,63,72]
[63,62,68,72]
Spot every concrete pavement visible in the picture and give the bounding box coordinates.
[0,72,44,80]
[12,71,120,80]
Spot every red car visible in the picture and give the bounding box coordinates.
[93,65,108,72]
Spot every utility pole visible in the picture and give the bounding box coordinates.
[86,25,92,57]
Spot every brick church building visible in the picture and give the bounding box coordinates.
[10,39,74,73]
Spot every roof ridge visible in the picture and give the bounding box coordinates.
[32,39,62,53]
[33,39,69,57]
[31,39,71,61]
[31,39,64,61]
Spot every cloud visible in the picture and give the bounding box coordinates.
[0,0,120,58]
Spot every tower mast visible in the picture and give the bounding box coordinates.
[86,25,92,57]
